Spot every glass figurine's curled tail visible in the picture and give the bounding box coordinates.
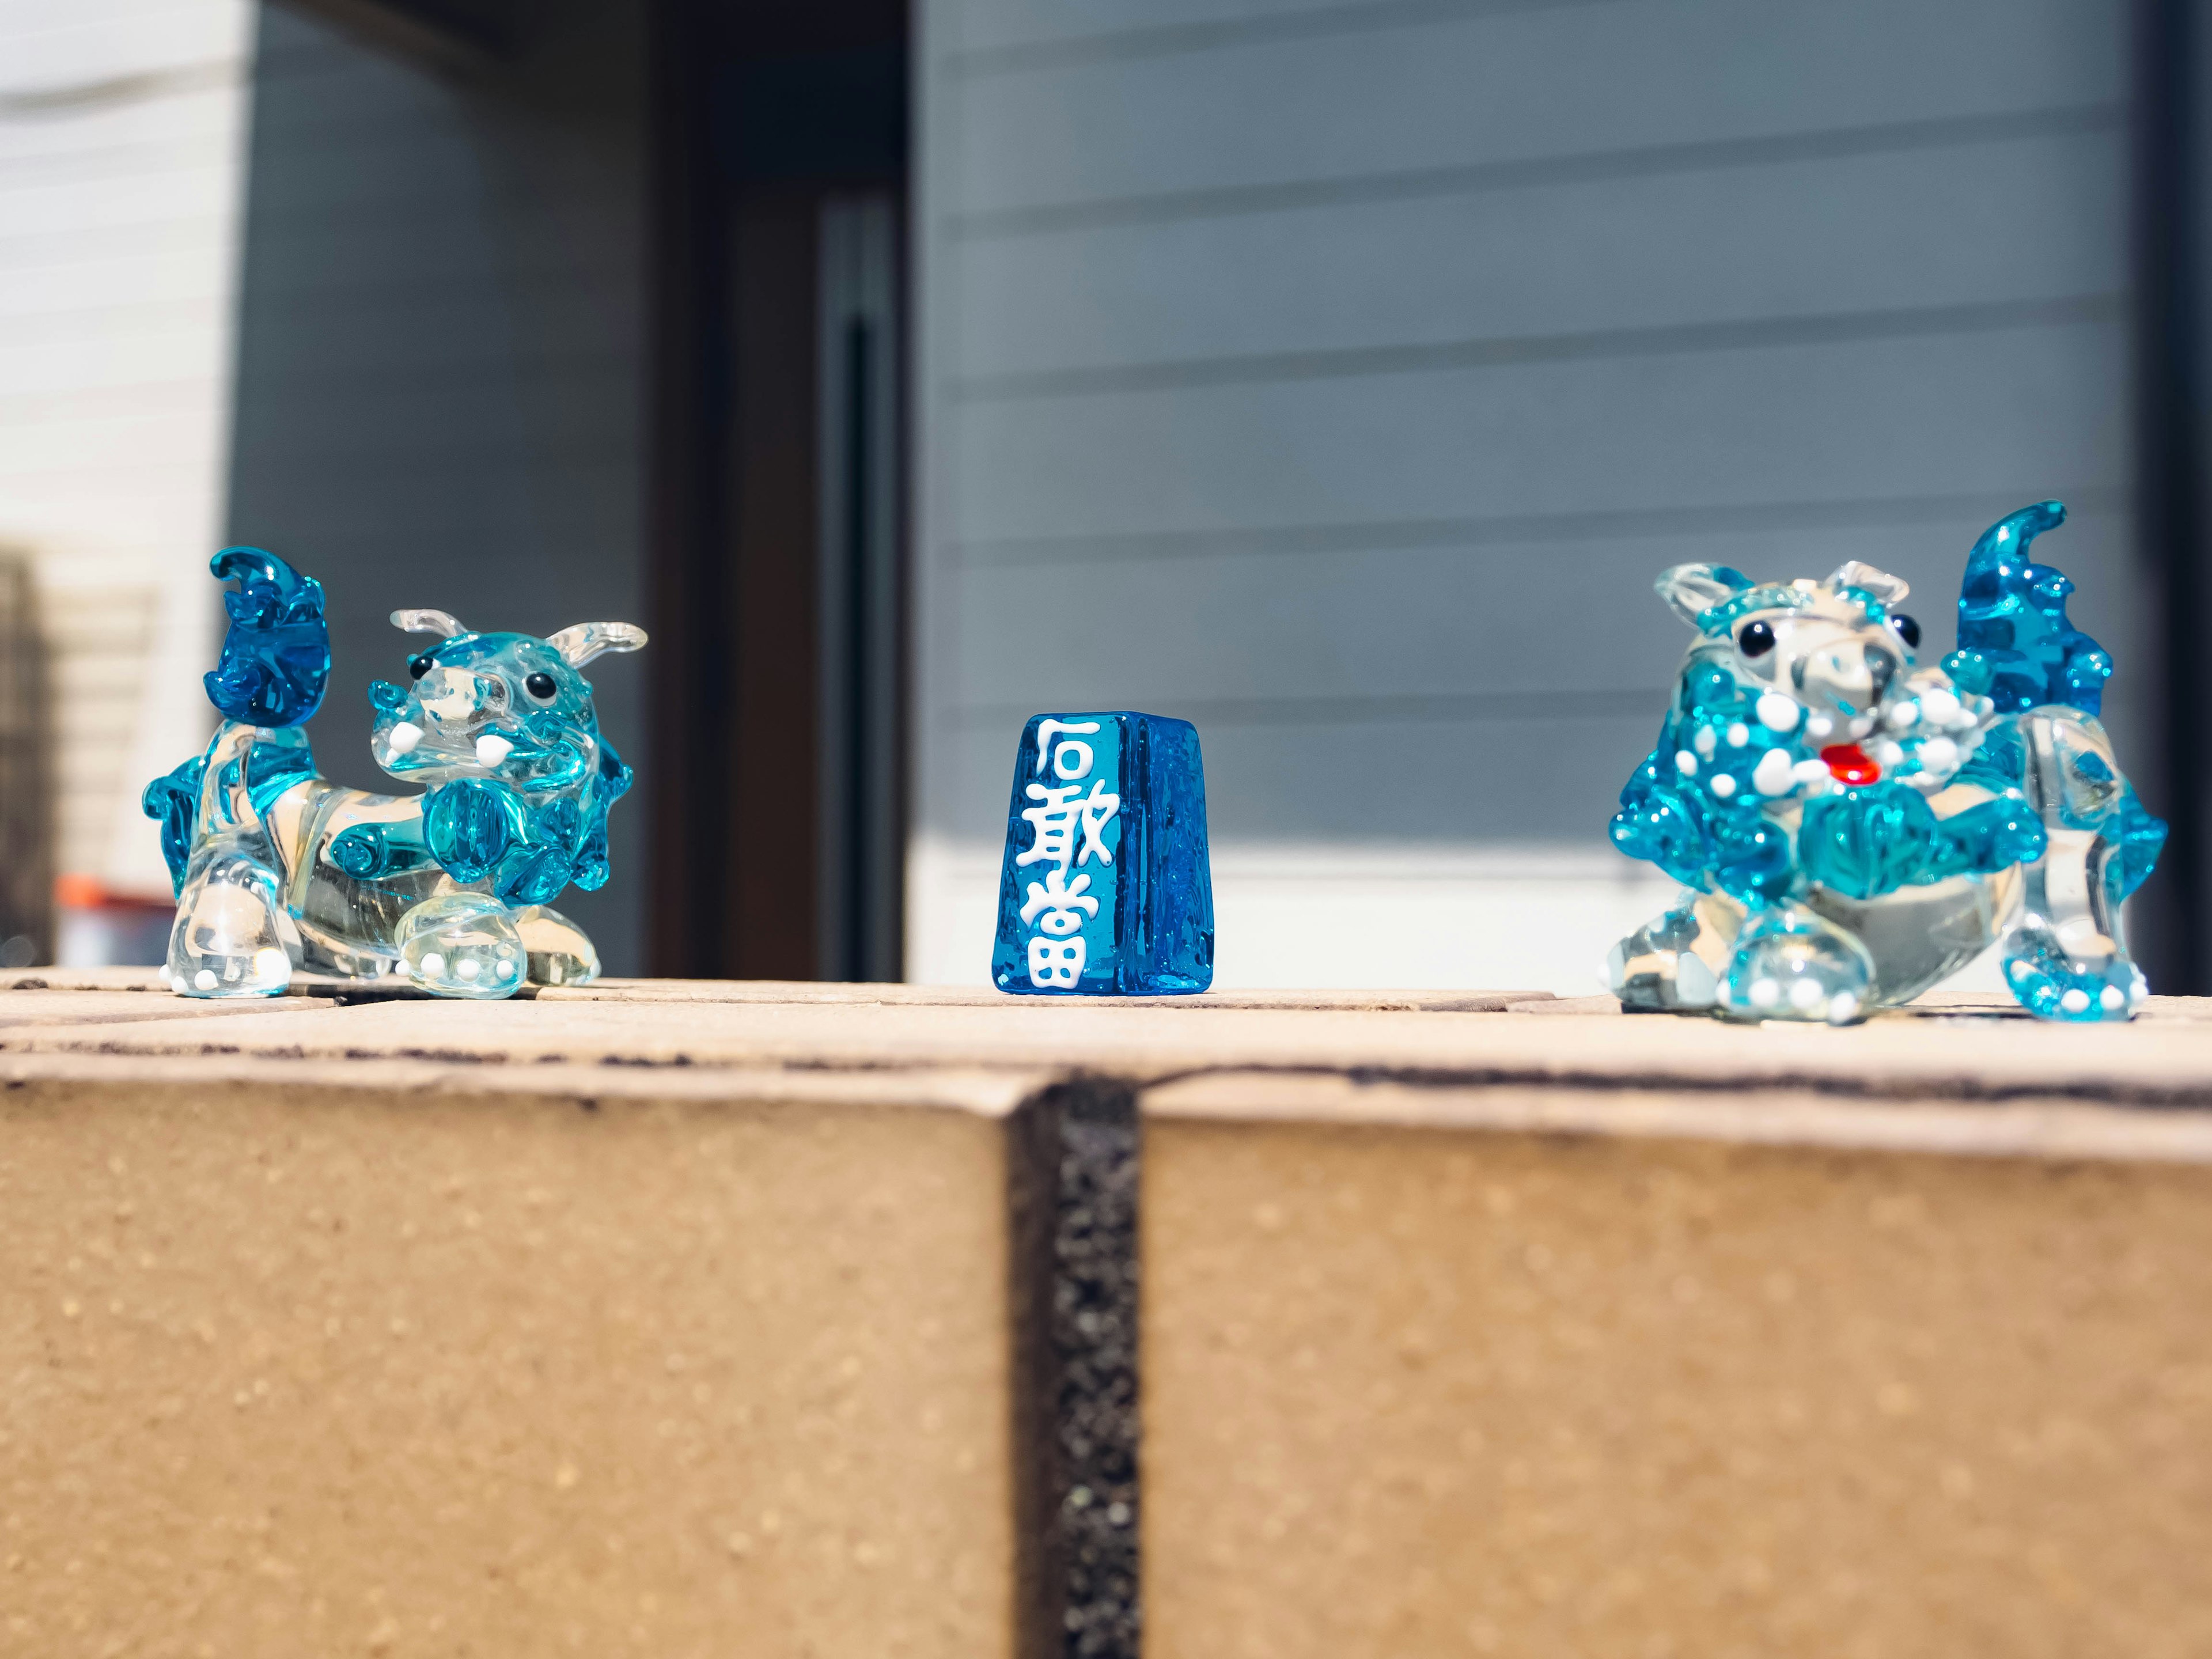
[143,548,644,999]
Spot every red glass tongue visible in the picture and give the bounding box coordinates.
[1821,743,1880,785]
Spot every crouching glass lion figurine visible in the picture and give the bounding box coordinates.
[1607,501,2165,1024]
[143,548,643,999]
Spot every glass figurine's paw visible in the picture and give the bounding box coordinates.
[166,853,293,998]
[1607,902,1721,1010]
[396,894,526,999]
[1720,906,1874,1025]
[513,904,599,987]
[165,945,292,998]
[2001,919,2145,1021]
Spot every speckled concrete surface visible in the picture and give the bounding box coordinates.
[0,1065,1028,1658]
[1142,1073,2212,1659]
[13,991,2212,1108]
[3,979,2209,1656]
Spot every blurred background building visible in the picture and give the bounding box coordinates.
[0,0,2202,993]
[0,0,252,964]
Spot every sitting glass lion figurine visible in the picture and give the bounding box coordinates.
[143,548,643,999]
[1607,501,2165,1024]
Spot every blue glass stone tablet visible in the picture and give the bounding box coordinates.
[993,711,1214,995]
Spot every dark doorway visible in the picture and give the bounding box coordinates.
[648,1,908,982]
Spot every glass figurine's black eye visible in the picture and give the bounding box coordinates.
[524,672,557,700]
[1738,619,1776,658]
[408,654,434,679]
[1891,613,1922,649]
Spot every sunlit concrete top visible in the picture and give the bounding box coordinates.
[5,970,2211,1163]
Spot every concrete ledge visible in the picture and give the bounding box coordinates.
[0,990,339,1029]
[0,1057,1034,1657]
[1140,1071,2212,1659]
[5,979,2210,1654]
[11,993,2212,1108]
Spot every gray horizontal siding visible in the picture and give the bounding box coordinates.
[949,321,2128,536]
[950,0,2122,217]
[945,499,2141,702]
[923,502,2147,845]
[916,0,2141,860]
[941,0,1584,65]
[953,123,2126,378]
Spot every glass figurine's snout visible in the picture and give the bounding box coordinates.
[414,662,509,727]
[1732,609,1902,719]
[1797,635,1897,714]
[374,663,517,776]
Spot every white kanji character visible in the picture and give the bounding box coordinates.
[1017,778,1119,871]
[1074,779,1119,867]
[1028,935,1085,988]
[1015,781,1084,872]
[1020,868,1099,936]
[1035,719,1100,763]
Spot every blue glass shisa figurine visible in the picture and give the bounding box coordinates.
[994,711,1214,994]
[1607,502,2165,1024]
[143,549,642,999]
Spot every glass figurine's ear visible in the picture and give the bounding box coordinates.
[1654,562,1753,626]
[391,608,467,638]
[546,622,648,667]
[1823,561,1910,605]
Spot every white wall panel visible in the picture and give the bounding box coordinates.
[0,0,253,905]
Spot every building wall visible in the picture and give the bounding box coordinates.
[225,0,651,972]
[0,0,256,909]
[911,0,2143,991]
